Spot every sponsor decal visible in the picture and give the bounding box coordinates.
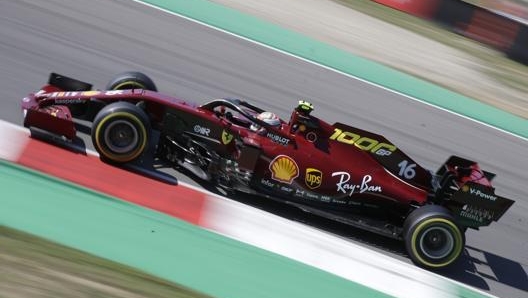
[320,195,331,202]
[468,188,497,201]
[280,186,293,193]
[266,132,290,146]
[305,168,322,189]
[459,211,483,223]
[306,192,319,199]
[51,91,76,97]
[194,125,211,137]
[104,90,125,96]
[269,155,299,184]
[221,130,234,145]
[55,99,83,104]
[331,199,347,204]
[294,189,305,197]
[332,172,382,196]
[459,204,494,223]
[82,90,101,96]
[260,178,275,188]
[329,128,396,156]
[261,178,293,193]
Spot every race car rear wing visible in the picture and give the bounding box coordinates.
[434,156,514,228]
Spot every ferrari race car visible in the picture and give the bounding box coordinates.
[21,72,515,269]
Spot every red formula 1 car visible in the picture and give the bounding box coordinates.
[21,72,515,269]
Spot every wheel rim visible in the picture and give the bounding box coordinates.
[104,120,139,153]
[419,226,454,260]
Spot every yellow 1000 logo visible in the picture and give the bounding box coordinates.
[329,128,396,156]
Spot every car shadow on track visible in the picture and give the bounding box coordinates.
[439,246,528,293]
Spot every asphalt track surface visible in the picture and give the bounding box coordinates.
[1,0,527,297]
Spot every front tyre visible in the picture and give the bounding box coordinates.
[106,71,157,91]
[403,205,465,269]
[92,101,150,163]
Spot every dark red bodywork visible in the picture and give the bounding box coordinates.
[21,73,515,238]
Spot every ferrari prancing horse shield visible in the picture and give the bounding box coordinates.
[221,130,234,145]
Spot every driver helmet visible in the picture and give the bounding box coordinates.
[250,111,281,132]
[296,100,314,115]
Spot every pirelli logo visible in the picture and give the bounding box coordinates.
[305,168,322,189]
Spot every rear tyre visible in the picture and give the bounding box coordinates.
[92,101,150,163]
[403,205,465,269]
[106,71,157,91]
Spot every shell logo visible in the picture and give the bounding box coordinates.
[269,155,299,184]
[462,185,470,192]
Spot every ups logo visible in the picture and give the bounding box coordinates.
[305,168,322,189]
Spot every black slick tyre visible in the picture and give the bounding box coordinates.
[92,101,150,163]
[106,71,157,91]
[403,205,465,269]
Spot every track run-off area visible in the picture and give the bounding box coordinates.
[1,0,527,297]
